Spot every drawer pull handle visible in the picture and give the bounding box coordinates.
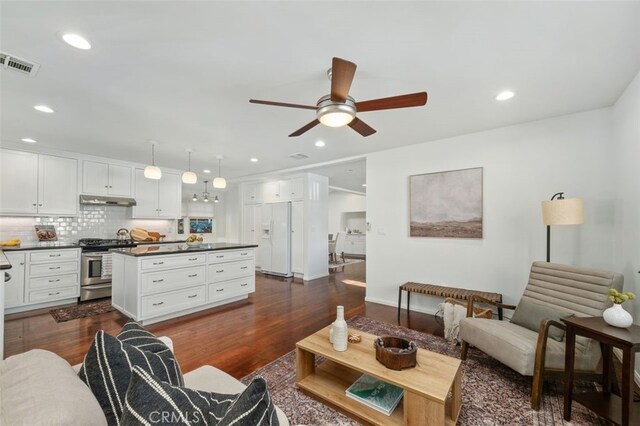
[187,294,198,298]
[188,258,198,261]
[216,288,224,292]
[241,253,248,256]
[240,266,248,270]
[241,283,248,287]
[153,261,164,265]
[153,301,164,306]
[50,254,61,257]
[49,279,61,283]
[216,269,224,273]
[188,274,198,277]
[50,266,61,270]
[48,292,61,296]
[216,255,224,258]
[152,279,164,283]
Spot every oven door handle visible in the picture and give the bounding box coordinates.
[81,283,112,290]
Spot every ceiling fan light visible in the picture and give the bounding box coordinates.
[144,165,162,180]
[319,111,354,127]
[316,95,356,128]
[213,177,227,189]
[182,171,197,184]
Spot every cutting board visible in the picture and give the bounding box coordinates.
[130,228,152,242]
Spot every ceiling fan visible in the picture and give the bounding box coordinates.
[249,57,428,137]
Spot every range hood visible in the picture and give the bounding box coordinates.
[79,195,137,207]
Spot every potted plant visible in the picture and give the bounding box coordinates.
[603,289,636,328]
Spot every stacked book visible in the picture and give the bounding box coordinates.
[345,374,404,416]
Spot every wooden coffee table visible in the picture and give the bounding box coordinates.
[295,326,462,425]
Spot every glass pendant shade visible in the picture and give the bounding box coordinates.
[182,171,197,184]
[213,177,226,189]
[144,165,162,179]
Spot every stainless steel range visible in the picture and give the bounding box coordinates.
[79,238,137,301]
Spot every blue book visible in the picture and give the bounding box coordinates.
[345,374,404,416]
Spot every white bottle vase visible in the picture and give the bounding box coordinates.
[332,306,348,352]
[603,303,633,328]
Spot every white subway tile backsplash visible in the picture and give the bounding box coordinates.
[0,206,176,243]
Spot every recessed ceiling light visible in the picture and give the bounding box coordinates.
[34,105,54,113]
[203,169,211,174]
[362,184,367,187]
[315,140,325,148]
[496,91,515,101]
[21,138,37,143]
[250,158,259,162]
[62,33,91,50]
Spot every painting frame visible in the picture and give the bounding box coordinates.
[189,218,213,234]
[409,167,483,239]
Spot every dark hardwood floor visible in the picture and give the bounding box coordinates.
[4,260,441,378]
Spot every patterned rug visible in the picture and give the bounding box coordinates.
[49,299,115,323]
[329,258,364,269]
[241,316,611,425]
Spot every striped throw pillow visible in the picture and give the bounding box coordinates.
[78,331,183,426]
[116,319,172,354]
[121,367,279,426]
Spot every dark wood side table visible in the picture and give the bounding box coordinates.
[562,316,640,425]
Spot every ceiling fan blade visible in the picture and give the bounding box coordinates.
[249,99,317,111]
[289,119,320,137]
[330,57,357,102]
[355,92,428,112]
[348,117,376,137]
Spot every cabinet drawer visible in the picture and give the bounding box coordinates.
[140,254,206,271]
[30,249,79,263]
[29,261,79,276]
[207,249,254,264]
[141,285,206,317]
[28,285,78,303]
[141,266,206,295]
[208,276,255,302]
[208,260,254,284]
[29,273,79,289]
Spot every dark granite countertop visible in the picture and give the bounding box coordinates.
[0,242,79,251]
[0,250,12,270]
[110,243,258,257]
[136,240,186,245]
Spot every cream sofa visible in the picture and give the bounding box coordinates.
[0,336,289,425]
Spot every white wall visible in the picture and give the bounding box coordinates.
[328,191,366,237]
[366,108,617,314]
[612,70,640,321]
[223,183,241,243]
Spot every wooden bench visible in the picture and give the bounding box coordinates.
[398,282,504,320]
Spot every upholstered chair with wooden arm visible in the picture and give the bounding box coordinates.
[459,261,624,410]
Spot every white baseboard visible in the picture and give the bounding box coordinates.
[364,296,439,316]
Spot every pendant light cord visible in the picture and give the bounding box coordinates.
[188,151,192,171]
[218,158,222,177]
[151,144,156,166]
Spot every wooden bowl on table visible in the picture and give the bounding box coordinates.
[374,336,417,370]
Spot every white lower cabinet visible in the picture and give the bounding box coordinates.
[5,248,81,313]
[112,247,256,325]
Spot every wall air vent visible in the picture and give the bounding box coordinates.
[0,52,40,77]
[289,153,309,160]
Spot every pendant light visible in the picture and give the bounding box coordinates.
[144,141,162,179]
[181,149,197,184]
[212,155,226,189]
[192,193,198,202]
[202,180,210,203]
[213,195,219,203]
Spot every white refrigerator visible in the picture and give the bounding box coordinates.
[260,202,293,277]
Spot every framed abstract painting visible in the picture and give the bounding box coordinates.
[409,167,483,238]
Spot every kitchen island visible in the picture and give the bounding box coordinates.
[110,243,257,325]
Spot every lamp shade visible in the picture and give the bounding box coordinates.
[541,198,584,226]
[144,165,162,180]
[182,171,197,184]
[212,177,226,189]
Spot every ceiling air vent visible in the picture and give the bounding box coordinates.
[0,52,40,77]
[289,153,309,160]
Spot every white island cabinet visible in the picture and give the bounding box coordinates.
[111,243,256,325]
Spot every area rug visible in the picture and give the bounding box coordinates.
[49,299,115,323]
[241,316,612,425]
[329,258,364,269]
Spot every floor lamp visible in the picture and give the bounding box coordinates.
[541,192,584,262]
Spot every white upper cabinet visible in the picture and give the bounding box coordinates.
[290,177,304,201]
[82,161,132,196]
[0,149,77,216]
[262,180,294,203]
[243,182,263,204]
[132,169,181,219]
